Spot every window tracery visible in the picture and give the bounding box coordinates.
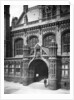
[43,34,55,47]
[14,38,23,56]
[42,5,56,20]
[27,36,38,47]
[62,31,70,53]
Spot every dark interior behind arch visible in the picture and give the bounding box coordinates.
[29,59,48,82]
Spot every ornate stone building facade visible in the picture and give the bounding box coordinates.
[4,5,70,90]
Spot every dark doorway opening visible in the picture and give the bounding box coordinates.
[29,59,48,82]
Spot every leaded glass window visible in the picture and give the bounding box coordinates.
[60,5,70,17]
[14,38,23,56]
[9,64,14,75]
[62,64,69,78]
[62,31,70,53]
[42,5,56,20]
[27,36,38,47]
[43,34,55,47]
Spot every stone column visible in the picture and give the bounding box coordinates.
[56,29,61,56]
[22,58,34,85]
[12,37,14,57]
[22,58,29,85]
[48,41,58,90]
[28,69,35,84]
[56,6,61,56]
[48,58,58,90]
[22,45,30,85]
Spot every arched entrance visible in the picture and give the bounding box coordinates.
[29,59,48,82]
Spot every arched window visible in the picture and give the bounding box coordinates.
[14,38,23,56]
[43,34,55,47]
[42,5,56,21]
[62,30,70,53]
[60,5,70,17]
[27,36,38,48]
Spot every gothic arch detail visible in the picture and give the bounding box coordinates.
[43,32,56,47]
[61,29,70,53]
[27,35,39,47]
[14,38,23,56]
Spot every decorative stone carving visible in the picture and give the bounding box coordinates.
[26,29,39,36]
[42,26,56,34]
[60,23,70,32]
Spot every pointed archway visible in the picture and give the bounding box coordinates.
[29,59,48,82]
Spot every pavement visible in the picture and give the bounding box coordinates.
[4,80,70,94]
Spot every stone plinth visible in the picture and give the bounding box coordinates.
[61,79,70,90]
[48,79,58,90]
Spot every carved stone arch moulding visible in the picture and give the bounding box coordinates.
[27,33,39,38]
[60,23,70,33]
[13,31,24,37]
[43,31,55,37]
[13,36,24,46]
[12,36,24,57]
[42,31,56,41]
[13,36,24,42]
[61,29,70,36]
[42,26,56,35]
[26,34,39,44]
[26,29,39,36]
[28,57,49,69]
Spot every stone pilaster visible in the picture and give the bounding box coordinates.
[24,34,27,45]
[22,45,30,85]
[56,6,61,56]
[39,6,42,23]
[27,69,35,84]
[22,58,29,85]
[56,30,61,56]
[48,41,58,90]
[39,33,42,46]
[48,58,58,90]
[56,5,60,20]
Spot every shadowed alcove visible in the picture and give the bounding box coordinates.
[29,59,48,82]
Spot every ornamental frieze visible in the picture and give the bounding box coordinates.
[60,23,70,32]
[5,60,22,64]
[12,29,25,34]
[26,29,39,36]
[13,35,24,41]
[13,32,25,37]
[42,26,56,34]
